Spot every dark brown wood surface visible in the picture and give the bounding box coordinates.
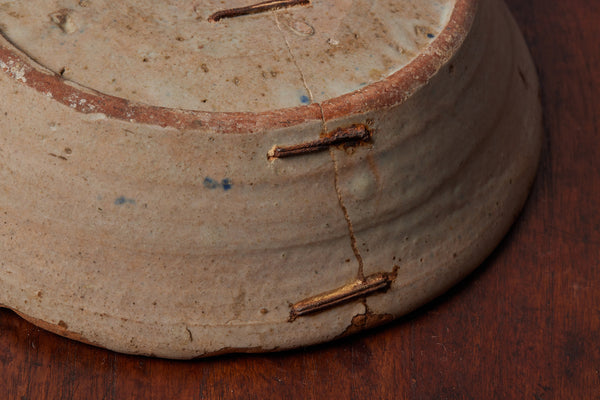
[1,0,599,398]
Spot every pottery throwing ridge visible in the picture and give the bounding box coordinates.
[0,0,542,358]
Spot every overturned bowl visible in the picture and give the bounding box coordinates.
[0,0,541,359]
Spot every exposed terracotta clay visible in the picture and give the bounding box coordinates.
[0,0,542,358]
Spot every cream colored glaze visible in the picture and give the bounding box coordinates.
[0,0,453,111]
[0,0,542,358]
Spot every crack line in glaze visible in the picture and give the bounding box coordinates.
[330,147,365,281]
[274,13,315,105]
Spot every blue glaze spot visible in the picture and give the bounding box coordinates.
[203,177,220,189]
[204,177,233,191]
[300,95,310,104]
[427,33,435,39]
[221,179,232,191]
[115,196,135,205]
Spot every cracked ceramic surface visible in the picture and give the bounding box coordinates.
[0,0,453,111]
[0,0,542,358]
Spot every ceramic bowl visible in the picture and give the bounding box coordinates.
[0,0,542,358]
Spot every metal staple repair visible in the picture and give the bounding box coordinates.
[289,269,397,321]
[209,0,311,22]
[268,124,372,160]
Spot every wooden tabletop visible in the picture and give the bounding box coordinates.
[1,0,598,398]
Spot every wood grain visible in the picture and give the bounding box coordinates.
[1,0,599,398]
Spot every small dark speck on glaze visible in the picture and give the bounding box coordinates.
[300,95,310,104]
[427,33,435,38]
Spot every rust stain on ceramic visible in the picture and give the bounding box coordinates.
[337,310,395,339]
[209,0,311,22]
[268,124,371,160]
